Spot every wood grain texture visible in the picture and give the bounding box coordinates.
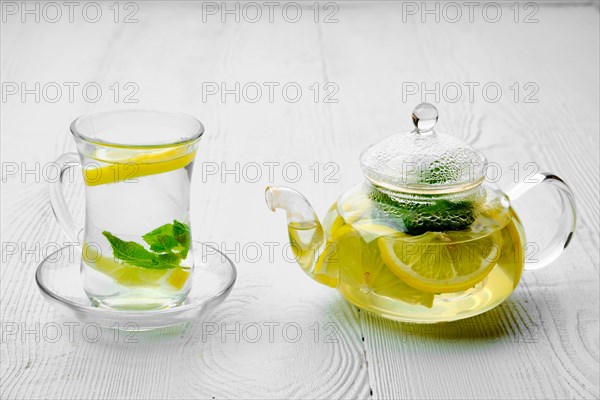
[1,2,598,399]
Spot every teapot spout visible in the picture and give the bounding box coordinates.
[265,186,337,287]
[265,186,321,225]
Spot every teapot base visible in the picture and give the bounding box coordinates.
[337,265,515,323]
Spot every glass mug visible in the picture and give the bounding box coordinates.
[49,110,204,310]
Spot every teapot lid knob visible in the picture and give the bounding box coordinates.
[412,102,438,133]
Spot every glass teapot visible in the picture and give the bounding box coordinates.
[266,103,576,323]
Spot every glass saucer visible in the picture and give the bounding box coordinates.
[36,242,236,330]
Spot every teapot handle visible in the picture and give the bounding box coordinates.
[505,172,576,271]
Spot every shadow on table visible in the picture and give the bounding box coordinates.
[88,288,542,347]
[357,297,542,344]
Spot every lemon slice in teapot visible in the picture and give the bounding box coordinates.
[317,222,434,307]
[378,228,502,294]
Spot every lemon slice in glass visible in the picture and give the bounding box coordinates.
[83,244,190,290]
[83,146,196,186]
[378,229,502,293]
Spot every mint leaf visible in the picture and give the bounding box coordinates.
[142,223,179,253]
[157,253,182,268]
[142,220,191,258]
[369,190,475,235]
[102,231,163,269]
[103,220,192,270]
[172,220,191,258]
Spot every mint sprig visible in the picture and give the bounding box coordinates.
[102,220,191,270]
[369,190,475,235]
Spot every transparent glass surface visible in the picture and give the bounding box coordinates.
[36,243,236,330]
[266,103,576,323]
[285,182,527,322]
[49,110,204,310]
[360,103,487,193]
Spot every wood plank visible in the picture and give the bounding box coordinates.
[1,2,598,399]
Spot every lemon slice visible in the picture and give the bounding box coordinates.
[339,190,373,225]
[378,230,502,293]
[83,146,196,186]
[322,207,346,237]
[318,222,434,307]
[83,244,190,290]
[350,220,400,243]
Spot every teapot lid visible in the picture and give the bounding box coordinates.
[359,103,487,194]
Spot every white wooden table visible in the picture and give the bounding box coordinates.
[1,1,599,399]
